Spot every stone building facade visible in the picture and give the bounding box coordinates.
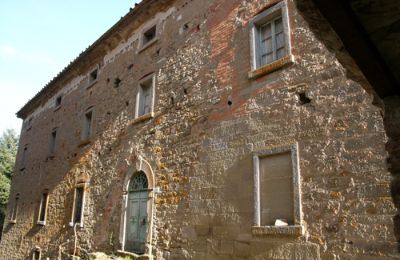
[0,0,398,259]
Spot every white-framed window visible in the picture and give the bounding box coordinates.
[252,143,303,236]
[9,194,19,224]
[139,23,158,51]
[37,191,49,225]
[70,183,86,228]
[87,67,98,87]
[82,108,93,141]
[32,247,41,260]
[249,0,292,77]
[135,74,155,118]
[49,128,57,155]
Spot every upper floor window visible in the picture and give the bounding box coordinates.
[20,145,28,171]
[70,184,86,228]
[37,191,49,225]
[249,1,293,78]
[55,95,62,110]
[82,108,93,141]
[49,128,57,155]
[25,116,33,131]
[32,247,41,260]
[88,68,98,87]
[10,194,19,223]
[135,75,155,118]
[139,24,158,51]
[252,144,303,236]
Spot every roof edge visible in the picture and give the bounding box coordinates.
[16,0,157,119]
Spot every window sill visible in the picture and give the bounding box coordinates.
[37,221,46,226]
[69,221,84,228]
[19,167,25,172]
[9,220,16,224]
[46,154,55,160]
[138,38,158,53]
[252,225,304,236]
[129,112,154,125]
[53,105,61,112]
[86,80,98,90]
[26,126,32,131]
[78,139,91,147]
[117,250,150,259]
[248,54,294,79]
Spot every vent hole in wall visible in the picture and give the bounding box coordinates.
[298,92,311,105]
[114,78,121,88]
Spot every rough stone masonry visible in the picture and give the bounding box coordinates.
[0,0,398,259]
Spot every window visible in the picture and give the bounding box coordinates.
[249,1,293,78]
[10,194,19,223]
[49,128,57,155]
[55,95,62,109]
[37,192,49,225]
[88,68,98,86]
[135,75,155,118]
[140,24,157,50]
[32,248,41,260]
[252,144,303,236]
[21,145,28,171]
[26,116,33,131]
[82,109,93,141]
[70,184,86,227]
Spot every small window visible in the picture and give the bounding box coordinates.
[10,194,19,223]
[71,185,85,227]
[143,26,156,44]
[37,192,49,225]
[21,145,28,171]
[55,95,62,108]
[249,1,292,78]
[26,116,33,131]
[49,128,57,155]
[88,68,98,86]
[252,144,303,236]
[135,75,155,118]
[82,109,93,141]
[32,247,41,260]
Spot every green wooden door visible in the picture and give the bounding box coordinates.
[125,172,149,254]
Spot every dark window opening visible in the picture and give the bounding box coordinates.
[32,249,41,260]
[10,196,19,222]
[83,110,93,140]
[55,95,62,107]
[89,69,98,84]
[74,187,84,224]
[38,192,48,223]
[49,129,57,154]
[143,25,156,46]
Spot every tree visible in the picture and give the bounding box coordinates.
[0,129,18,233]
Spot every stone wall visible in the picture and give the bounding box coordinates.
[0,0,397,259]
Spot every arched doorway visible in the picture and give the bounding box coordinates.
[124,171,150,254]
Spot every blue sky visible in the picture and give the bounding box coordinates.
[0,0,138,136]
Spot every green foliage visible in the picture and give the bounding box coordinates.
[0,129,18,229]
[0,129,18,179]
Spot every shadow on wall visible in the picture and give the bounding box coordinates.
[295,0,400,251]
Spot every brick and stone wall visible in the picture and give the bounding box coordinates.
[0,0,397,259]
